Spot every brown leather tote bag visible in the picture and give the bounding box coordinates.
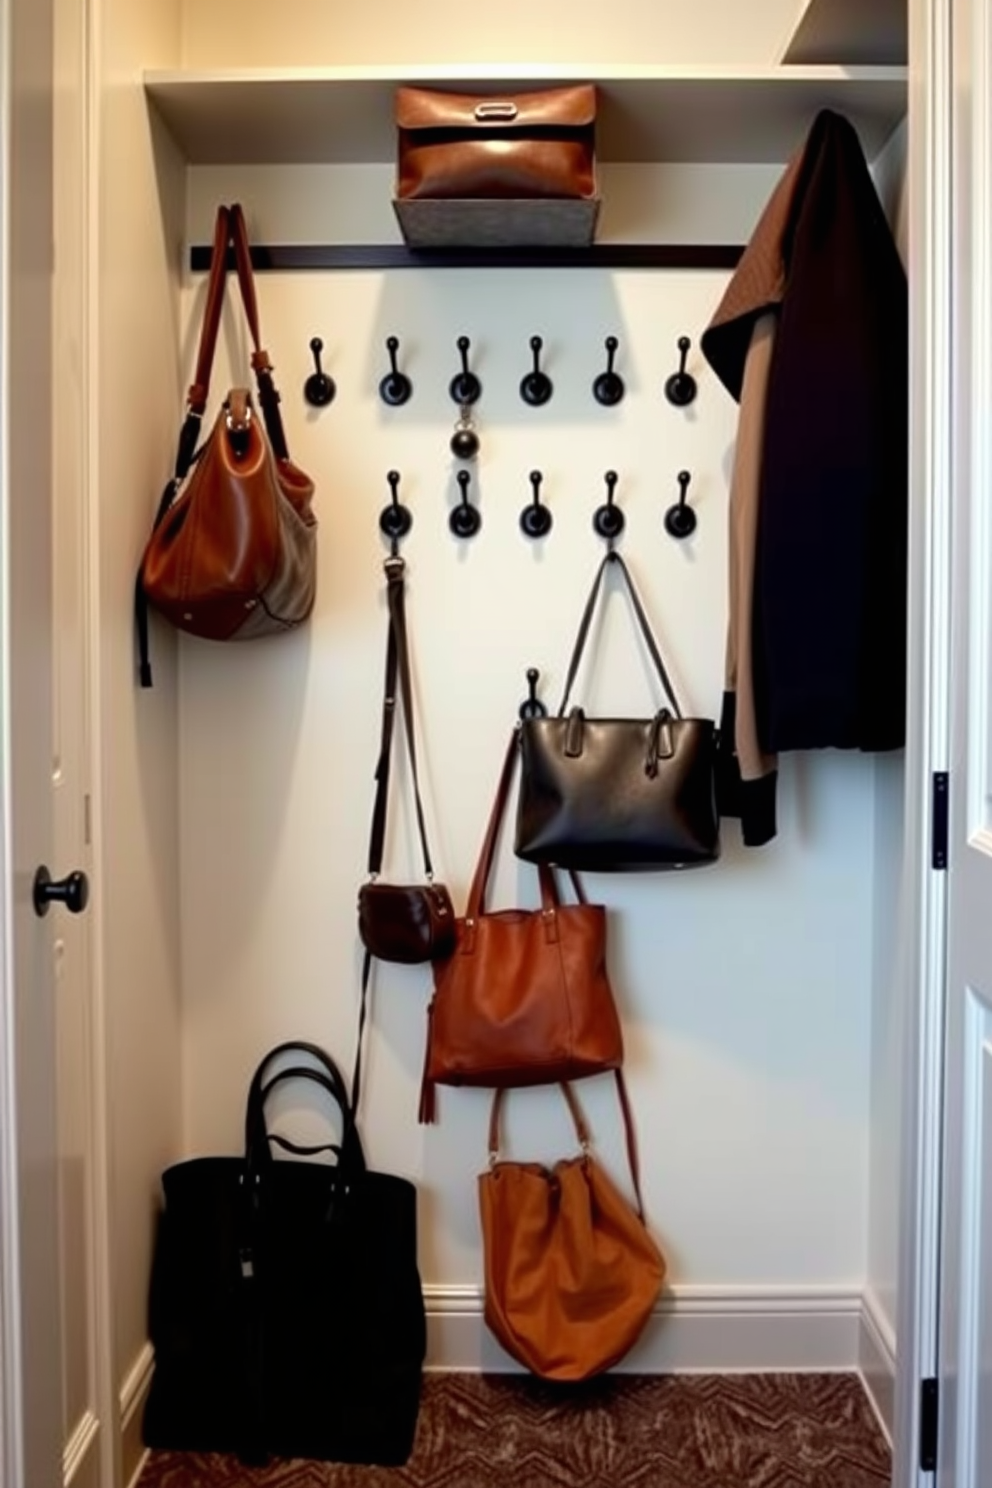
[418,733,623,1123]
[136,204,316,686]
[479,1079,665,1381]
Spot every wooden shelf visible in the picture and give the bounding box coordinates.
[783,0,906,66]
[146,63,907,167]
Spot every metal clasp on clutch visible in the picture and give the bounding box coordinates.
[474,100,518,121]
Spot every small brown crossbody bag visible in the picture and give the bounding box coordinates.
[357,554,455,968]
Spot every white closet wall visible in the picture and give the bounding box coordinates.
[90,0,911,1446]
[92,0,185,1438]
[161,0,904,1376]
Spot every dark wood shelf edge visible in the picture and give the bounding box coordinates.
[189,243,744,272]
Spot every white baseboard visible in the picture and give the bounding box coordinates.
[425,1283,864,1373]
[119,1342,154,1488]
[63,1410,100,1488]
[858,1287,897,1443]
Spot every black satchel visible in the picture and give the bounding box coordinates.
[142,1041,426,1466]
[515,550,720,871]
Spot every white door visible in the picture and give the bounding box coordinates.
[0,0,73,1486]
[938,0,992,1480]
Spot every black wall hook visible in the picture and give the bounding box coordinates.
[449,335,481,405]
[593,470,625,543]
[304,336,335,407]
[379,470,413,551]
[664,469,697,539]
[450,405,480,461]
[519,667,548,720]
[379,336,412,406]
[520,470,552,539]
[449,468,481,539]
[520,336,553,406]
[665,336,698,407]
[593,336,625,406]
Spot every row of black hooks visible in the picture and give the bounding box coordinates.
[379,467,698,549]
[304,334,699,410]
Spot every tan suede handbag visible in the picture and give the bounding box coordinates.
[136,203,317,685]
[479,1079,665,1381]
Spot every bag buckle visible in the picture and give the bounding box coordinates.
[474,100,518,121]
[645,709,674,777]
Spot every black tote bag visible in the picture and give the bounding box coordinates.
[515,550,720,871]
[143,1041,426,1466]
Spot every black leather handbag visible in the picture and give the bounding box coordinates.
[515,550,720,871]
[142,1041,426,1467]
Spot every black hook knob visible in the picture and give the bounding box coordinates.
[593,470,625,542]
[520,336,553,406]
[379,469,413,551]
[450,405,480,461]
[33,865,89,918]
[520,470,553,539]
[664,469,697,539]
[592,336,625,406]
[519,667,548,720]
[379,336,412,406]
[664,336,698,407]
[304,336,336,407]
[449,469,481,539]
[449,335,481,405]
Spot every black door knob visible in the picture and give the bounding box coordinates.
[33,866,89,918]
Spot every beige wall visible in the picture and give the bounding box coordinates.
[93,0,185,1413]
[179,0,808,68]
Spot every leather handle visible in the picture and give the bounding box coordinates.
[186,203,292,461]
[558,551,684,720]
[245,1064,366,1182]
[487,1083,592,1158]
[243,1042,365,1178]
[188,204,232,414]
[487,1073,648,1222]
[466,731,562,920]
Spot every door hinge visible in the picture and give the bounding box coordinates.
[931,772,949,870]
[920,1377,939,1471]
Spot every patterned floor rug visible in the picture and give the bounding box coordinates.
[136,1372,891,1488]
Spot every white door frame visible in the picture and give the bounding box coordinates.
[896,0,955,1484]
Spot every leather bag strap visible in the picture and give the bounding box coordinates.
[367,555,435,879]
[185,202,290,461]
[488,1071,647,1220]
[466,731,563,919]
[558,550,684,720]
[243,1043,365,1181]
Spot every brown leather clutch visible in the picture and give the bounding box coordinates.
[395,84,597,201]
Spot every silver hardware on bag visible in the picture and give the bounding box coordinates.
[474,100,518,121]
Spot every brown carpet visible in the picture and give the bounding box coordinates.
[136,1372,891,1488]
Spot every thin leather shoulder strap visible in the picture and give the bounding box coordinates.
[558,550,683,720]
[188,204,232,416]
[366,555,434,879]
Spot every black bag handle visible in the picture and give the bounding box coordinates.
[243,1044,365,1182]
[366,554,435,880]
[558,550,684,720]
